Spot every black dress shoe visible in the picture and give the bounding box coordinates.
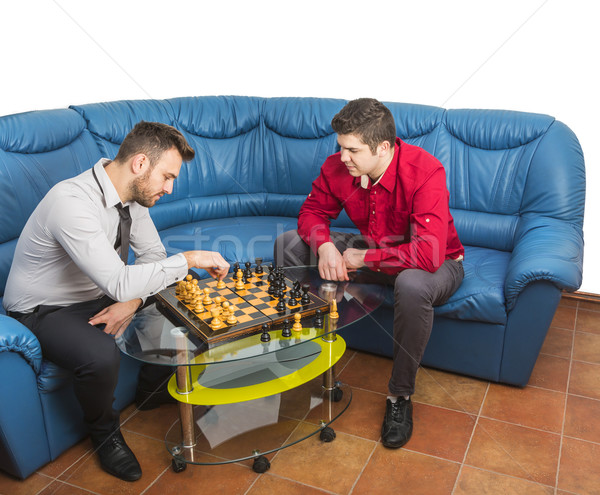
[93,430,142,481]
[135,385,177,411]
[381,397,413,449]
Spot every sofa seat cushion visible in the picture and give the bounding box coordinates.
[159,219,509,324]
[377,246,509,325]
[158,216,359,269]
[436,246,509,324]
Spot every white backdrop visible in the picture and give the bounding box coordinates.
[2,0,598,293]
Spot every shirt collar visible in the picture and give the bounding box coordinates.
[93,158,127,209]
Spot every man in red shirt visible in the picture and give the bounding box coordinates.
[274,98,464,449]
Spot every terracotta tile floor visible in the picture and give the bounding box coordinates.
[2,296,599,494]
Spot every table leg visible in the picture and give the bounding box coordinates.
[322,312,338,397]
[171,328,196,463]
[320,312,342,441]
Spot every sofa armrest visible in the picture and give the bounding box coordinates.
[0,315,51,478]
[0,315,42,374]
[505,217,584,311]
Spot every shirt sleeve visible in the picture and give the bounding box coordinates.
[364,167,450,274]
[47,194,188,302]
[298,170,344,253]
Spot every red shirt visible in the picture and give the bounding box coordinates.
[298,138,464,275]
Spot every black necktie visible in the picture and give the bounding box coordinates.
[115,204,131,265]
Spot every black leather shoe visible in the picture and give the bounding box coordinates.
[93,430,142,481]
[381,397,413,449]
[135,385,177,411]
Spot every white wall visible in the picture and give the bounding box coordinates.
[2,0,598,293]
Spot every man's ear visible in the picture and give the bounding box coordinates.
[130,153,148,175]
[377,140,391,157]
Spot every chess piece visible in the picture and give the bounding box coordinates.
[330,300,339,319]
[221,301,231,317]
[267,277,276,295]
[288,294,298,307]
[300,284,311,305]
[216,278,226,289]
[235,269,245,290]
[281,319,292,338]
[210,308,224,329]
[202,287,212,306]
[314,309,324,328]
[260,323,271,342]
[292,313,302,332]
[193,301,204,313]
[276,293,287,312]
[255,257,263,275]
[244,261,252,278]
[226,310,237,325]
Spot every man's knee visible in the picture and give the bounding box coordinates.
[77,338,121,383]
[394,269,433,307]
[273,230,312,266]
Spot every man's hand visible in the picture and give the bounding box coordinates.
[89,299,142,338]
[317,242,349,281]
[182,250,230,280]
[343,248,367,271]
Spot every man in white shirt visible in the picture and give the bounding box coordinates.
[3,121,229,482]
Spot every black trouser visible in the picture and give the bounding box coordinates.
[273,230,464,396]
[10,295,172,440]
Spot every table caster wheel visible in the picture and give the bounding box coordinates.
[172,458,187,473]
[320,426,336,442]
[252,455,270,473]
[331,386,343,402]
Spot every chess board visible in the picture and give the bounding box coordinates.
[155,272,329,346]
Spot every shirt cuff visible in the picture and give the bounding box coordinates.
[363,249,382,271]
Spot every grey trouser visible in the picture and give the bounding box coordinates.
[273,230,464,396]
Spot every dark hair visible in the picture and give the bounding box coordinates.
[331,98,396,153]
[114,121,195,166]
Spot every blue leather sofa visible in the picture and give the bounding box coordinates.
[0,96,585,478]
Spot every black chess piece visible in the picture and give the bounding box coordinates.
[244,261,252,278]
[281,319,291,337]
[267,280,276,296]
[260,323,271,342]
[232,262,240,280]
[276,293,287,312]
[300,284,311,305]
[288,294,297,306]
[314,309,324,328]
[292,281,301,298]
[255,257,263,274]
[267,266,275,284]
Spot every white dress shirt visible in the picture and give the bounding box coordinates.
[3,159,188,313]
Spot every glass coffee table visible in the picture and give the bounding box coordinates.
[117,266,385,473]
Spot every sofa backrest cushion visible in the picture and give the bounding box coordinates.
[434,109,585,251]
[1,97,585,298]
[0,109,102,296]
